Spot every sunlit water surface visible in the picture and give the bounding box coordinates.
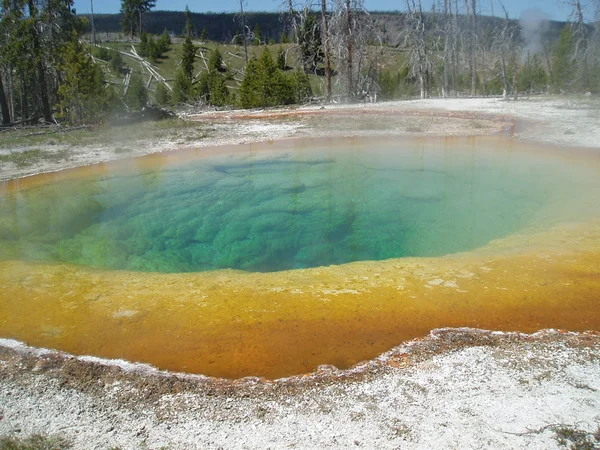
[1,137,599,378]
[1,137,598,271]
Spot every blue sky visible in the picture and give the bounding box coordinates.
[76,0,578,21]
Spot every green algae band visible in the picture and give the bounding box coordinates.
[0,138,597,273]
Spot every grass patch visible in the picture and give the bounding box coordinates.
[0,119,206,155]
[0,149,70,168]
[553,425,600,450]
[0,434,72,450]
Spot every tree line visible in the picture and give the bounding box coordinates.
[1,0,599,127]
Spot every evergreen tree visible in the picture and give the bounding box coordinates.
[146,35,159,62]
[195,48,230,106]
[121,0,156,38]
[183,5,195,37]
[277,47,286,71]
[154,83,171,105]
[518,54,548,94]
[209,74,230,106]
[200,27,208,42]
[239,58,261,107]
[110,48,124,72]
[291,69,312,102]
[157,28,171,54]
[172,68,192,104]
[139,32,149,56]
[378,70,400,100]
[552,27,575,93]
[239,48,296,108]
[181,35,196,80]
[253,24,262,45]
[93,46,110,60]
[208,47,224,72]
[57,33,116,123]
[125,73,148,110]
[196,71,230,106]
[0,0,87,125]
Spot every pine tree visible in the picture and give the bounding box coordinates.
[553,26,575,93]
[200,27,208,42]
[183,6,195,37]
[239,48,296,108]
[291,69,312,102]
[209,74,230,106]
[121,0,156,38]
[157,28,171,54]
[378,70,400,100]
[154,83,171,105]
[519,54,548,94]
[172,68,192,104]
[277,47,286,70]
[110,48,124,72]
[239,58,261,107]
[147,36,159,62]
[139,32,149,56]
[208,47,224,72]
[0,0,86,125]
[195,48,230,106]
[125,73,148,110]
[253,24,262,45]
[57,33,116,123]
[181,35,196,80]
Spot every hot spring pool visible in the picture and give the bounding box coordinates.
[1,136,599,378]
[1,137,598,272]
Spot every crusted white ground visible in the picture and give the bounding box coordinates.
[2,96,600,181]
[0,331,599,449]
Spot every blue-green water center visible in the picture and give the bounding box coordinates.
[1,138,598,272]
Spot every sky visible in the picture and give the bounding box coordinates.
[75,0,579,21]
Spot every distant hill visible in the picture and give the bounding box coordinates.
[86,11,292,43]
[83,10,569,47]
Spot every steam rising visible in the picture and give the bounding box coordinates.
[519,8,551,55]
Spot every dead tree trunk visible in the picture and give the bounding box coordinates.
[469,0,477,95]
[346,0,353,100]
[7,64,15,121]
[322,0,332,101]
[441,0,450,97]
[405,0,430,99]
[512,61,518,100]
[0,72,11,124]
[542,39,554,87]
[240,0,248,64]
[90,0,96,45]
[571,0,590,90]
[452,0,459,94]
[497,2,513,99]
[28,0,52,123]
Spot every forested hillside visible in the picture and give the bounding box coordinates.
[0,0,598,128]
[84,10,569,47]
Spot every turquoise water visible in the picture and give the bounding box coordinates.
[1,138,598,272]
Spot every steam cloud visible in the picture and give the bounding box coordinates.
[519,8,551,56]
